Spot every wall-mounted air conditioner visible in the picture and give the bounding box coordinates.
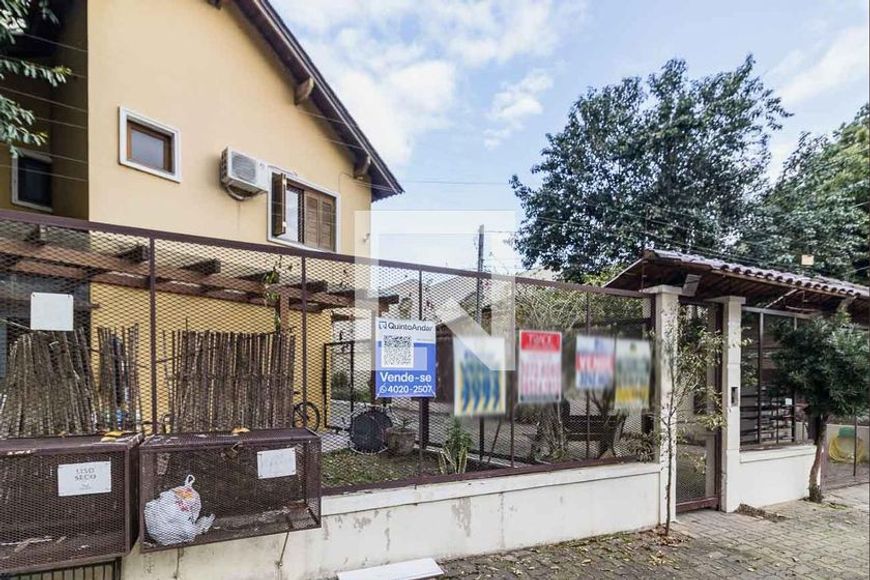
[220,147,270,200]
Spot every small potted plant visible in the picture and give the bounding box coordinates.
[385,417,416,456]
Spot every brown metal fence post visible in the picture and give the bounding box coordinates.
[418,268,424,477]
[757,312,764,445]
[148,237,158,435]
[301,256,308,428]
[854,413,859,477]
[585,291,592,459]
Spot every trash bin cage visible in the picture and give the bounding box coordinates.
[0,435,140,575]
[138,428,321,552]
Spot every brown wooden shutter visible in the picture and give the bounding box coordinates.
[271,173,285,237]
[319,196,335,250]
[304,192,320,247]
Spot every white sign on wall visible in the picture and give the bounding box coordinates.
[57,461,112,497]
[257,447,297,479]
[31,292,74,331]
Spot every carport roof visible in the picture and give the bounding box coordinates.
[606,249,869,318]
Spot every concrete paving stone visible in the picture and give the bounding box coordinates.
[441,483,869,579]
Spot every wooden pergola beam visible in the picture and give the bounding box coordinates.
[182,258,221,275]
[115,244,150,263]
[0,237,396,312]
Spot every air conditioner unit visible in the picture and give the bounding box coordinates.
[220,147,270,200]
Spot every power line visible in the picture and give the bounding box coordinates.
[0,163,88,183]
[8,149,89,165]
[33,115,87,130]
[19,32,88,54]
[0,56,86,79]
[0,87,88,114]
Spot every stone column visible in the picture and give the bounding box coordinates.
[642,285,681,525]
[709,295,745,512]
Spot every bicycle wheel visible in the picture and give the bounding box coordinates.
[293,402,321,431]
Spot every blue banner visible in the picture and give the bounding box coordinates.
[375,318,437,398]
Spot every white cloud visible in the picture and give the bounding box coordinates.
[272,0,585,166]
[484,70,554,149]
[777,25,869,106]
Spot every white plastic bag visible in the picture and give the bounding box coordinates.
[144,475,215,546]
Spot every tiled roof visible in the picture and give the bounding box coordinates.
[646,250,868,299]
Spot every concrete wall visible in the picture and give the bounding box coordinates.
[85,0,373,253]
[729,446,816,508]
[122,462,661,580]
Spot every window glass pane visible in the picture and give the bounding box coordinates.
[17,156,52,207]
[284,188,300,242]
[129,123,171,171]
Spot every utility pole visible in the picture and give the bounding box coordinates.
[475,224,484,323]
[475,224,485,461]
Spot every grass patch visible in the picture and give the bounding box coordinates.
[321,448,495,488]
[322,449,434,488]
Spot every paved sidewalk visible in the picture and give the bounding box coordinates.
[441,484,869,579]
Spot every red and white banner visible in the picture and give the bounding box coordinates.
[518,330,563,404]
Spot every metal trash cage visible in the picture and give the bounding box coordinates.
[138,428,320,552]
[0,436,139,575]
[0,559,121,580]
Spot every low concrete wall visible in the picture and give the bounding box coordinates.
[122,462,661,580]
[730,445,816,509]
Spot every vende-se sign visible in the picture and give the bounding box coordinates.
[518,330,562,404]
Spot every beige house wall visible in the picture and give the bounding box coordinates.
[85,0,372,253]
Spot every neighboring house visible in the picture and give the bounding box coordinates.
[0,0,402,425]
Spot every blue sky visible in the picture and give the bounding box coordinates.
[275,0,870,272]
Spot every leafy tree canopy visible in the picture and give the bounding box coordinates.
[512,56,787,280]
[737,104,870,282]
[1,0,70,152]
[772,313,869,422]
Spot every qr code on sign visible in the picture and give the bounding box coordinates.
[382,335,413,368]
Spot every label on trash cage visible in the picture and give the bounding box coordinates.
[257,447,297,479]
[57,461,112,496]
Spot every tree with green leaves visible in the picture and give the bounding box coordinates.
[1,0,70,152]
[771,314,869,502]
[657,317,724,535]
[512,56,788,280]
[737,104,870,283]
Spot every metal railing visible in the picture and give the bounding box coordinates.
[0,209,655,494]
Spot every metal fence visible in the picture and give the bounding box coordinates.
[0,560,121,580]
[739,307,809,447]
[0,209,654,498]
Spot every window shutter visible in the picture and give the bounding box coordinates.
[319,196,335,251]
[271,174,286,237]
[304,192,320,247]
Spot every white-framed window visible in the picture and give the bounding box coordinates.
[270,172,338,252]
[118,107,181,182]
[11,148,53,212]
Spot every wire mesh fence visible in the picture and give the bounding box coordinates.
[0,209,656,562]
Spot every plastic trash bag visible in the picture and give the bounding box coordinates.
[144,475,215,546]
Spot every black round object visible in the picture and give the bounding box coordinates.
[350,408,393,453]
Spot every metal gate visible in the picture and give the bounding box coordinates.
[0,560,121,580]
[675,302,722,512]
[322,340,373,433]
